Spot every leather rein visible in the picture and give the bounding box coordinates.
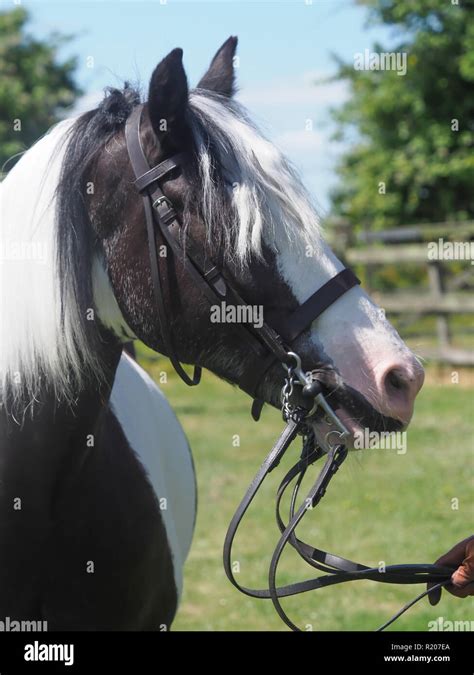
[124,104,454,631]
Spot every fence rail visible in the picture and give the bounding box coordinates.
[327,219,474,367]
[373,292,474,314]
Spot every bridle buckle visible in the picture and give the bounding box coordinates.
[152,195,174,210]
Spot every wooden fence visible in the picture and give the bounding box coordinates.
[326,220,474,366]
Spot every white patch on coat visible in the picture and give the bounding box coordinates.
[92,257,137,340]
[272,225,414,410]
[110,353,196,600]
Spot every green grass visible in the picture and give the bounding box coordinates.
[136,345,474,631]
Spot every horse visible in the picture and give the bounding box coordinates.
[0,36,424,630]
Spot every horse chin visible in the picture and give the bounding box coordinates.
[309,400,406,452]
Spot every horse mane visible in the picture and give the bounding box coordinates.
[0,86,140,412]
[187,90,322,267]
[55,84,141,390]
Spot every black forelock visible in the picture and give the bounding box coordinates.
[97,85,141,128]
[55,84,141,373]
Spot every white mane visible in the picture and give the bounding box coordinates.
[188,91,322,264]
[0,119,119,412]
[1,121,73,410]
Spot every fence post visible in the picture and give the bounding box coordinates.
[428,262,451,350]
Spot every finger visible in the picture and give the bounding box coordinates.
[459,539,474,585]
[446,583,474,599]
[452,564,474,589]
[434,536,474,568]
[427,536,474,606]
[449,538,474,596]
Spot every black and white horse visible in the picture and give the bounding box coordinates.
[0,38,424,630]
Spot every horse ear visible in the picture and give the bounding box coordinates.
[197,36,238,97]
[148,48,188,139]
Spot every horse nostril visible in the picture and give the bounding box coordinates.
[386,368,408,393]
[382,363,425,418]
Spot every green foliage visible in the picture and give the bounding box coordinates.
[331,0,474,231]
[0,7,81,171]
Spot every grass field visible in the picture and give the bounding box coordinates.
[136,344,473,631]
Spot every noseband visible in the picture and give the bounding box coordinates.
[125,104,454,631]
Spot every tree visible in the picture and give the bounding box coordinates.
[330,0,474,232]
[0,7,81,172]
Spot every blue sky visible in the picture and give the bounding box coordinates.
[14,0,396,212]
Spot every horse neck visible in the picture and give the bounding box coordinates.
[0,341,123,517]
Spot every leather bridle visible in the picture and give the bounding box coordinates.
[125,104,360,416]
[124,104,456,631]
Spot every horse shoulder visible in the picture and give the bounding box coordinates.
[110,353,197,599]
